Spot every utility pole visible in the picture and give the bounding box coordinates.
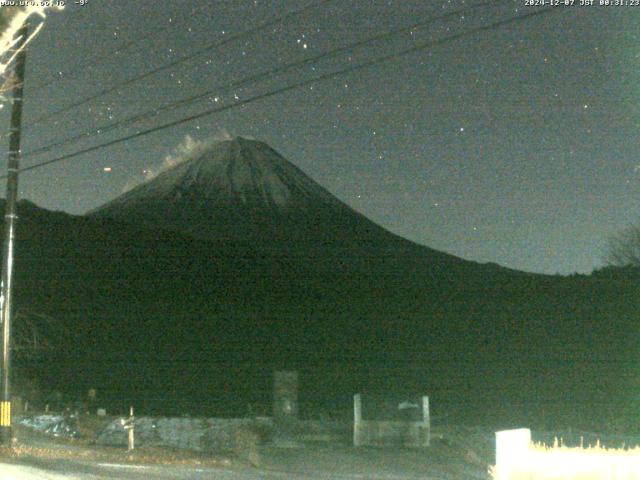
[0,23,28,446]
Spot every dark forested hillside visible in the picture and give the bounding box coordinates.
[6,197,637,431]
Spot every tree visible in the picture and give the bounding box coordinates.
[606,223,640,267]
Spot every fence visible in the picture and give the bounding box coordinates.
[493,428,640,480]
[353,394,430,447]
[96,416,271,452]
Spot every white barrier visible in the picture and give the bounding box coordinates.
[493,428,640,480]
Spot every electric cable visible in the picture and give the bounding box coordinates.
[10,6,566,178]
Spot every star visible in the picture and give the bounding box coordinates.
[10,0,632,277]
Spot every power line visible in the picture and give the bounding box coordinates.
[29,4,212,92]
[12,6,567,179]
[21,0,329,132]
[19,5,564,173]
[22,0,501,159]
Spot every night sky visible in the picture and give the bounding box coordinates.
[1,0,638,275]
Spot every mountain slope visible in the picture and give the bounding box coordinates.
[5,137,637,428]
[88,137,473,272]
[14,199,638,426]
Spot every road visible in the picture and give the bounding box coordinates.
[0,460,299,479]
[4,426,492,479]
[0,458,457,480]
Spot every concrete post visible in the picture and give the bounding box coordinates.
[127,406,135,451]
[422,395,430,447]
[353,393,362,447]
[273,371,298,418]
[273,371,299,447]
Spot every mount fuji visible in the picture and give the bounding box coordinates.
[4,136,634,426]
[89,135,472,271]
